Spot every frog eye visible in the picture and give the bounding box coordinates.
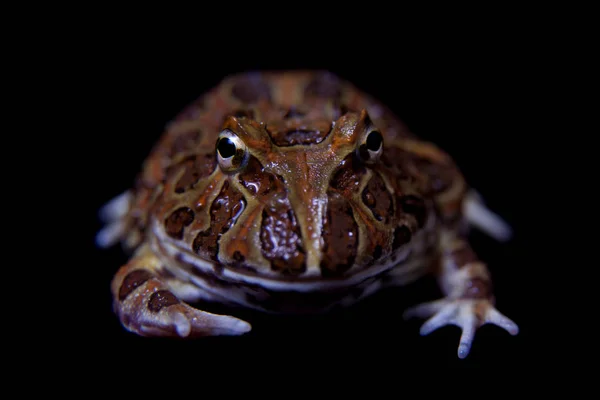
[356,129,384,164]
[216,129,248,172]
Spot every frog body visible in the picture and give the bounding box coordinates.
[97,70,517,358]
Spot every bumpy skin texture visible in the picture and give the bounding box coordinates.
[99,70,518,358]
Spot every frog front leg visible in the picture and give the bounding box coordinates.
[403,232,519,358]
[111,244,251,337]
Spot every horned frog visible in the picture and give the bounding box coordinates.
[96,70,518,358]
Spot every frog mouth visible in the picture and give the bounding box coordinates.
[151,218,418,292]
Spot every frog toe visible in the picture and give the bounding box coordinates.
[168,304,252,337]
[464,190,512,242]
[404,298,518,358]
[135,302,252,338]
[96,190,133,248]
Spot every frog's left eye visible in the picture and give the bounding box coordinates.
[357,129,384,164]
[216,129,248,172]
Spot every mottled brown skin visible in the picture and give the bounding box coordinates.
[104,71,516,356]
[148,290,180,312]
[320,193,358,277]
[118,69,478,288]
[118,270,152,301]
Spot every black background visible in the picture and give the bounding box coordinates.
[69,29,553,379]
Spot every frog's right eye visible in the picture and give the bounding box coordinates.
[356,129,384,164]
[216,129,249,173]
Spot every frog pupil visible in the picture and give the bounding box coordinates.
[218,138,236,158]
[366,130,383,151]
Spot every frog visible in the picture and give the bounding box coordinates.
[96,70,518,358]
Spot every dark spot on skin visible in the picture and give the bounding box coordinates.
[231,74,272,103]
[270,129,330,147]
[265,112,334,147]
[392,225,412,250]
[237,156,303,274]
[119,270,153,301]
[361,173,393,223]
[399,195,427,227]
[320,194,358,277]
[265,109,333,146]
[330,153,366,197]
[261,205,306,275]
[148,290,180,312]
[238,156,284,197]
[164,207,195,239]
[448,245,479,269]
[193,181,246,260]
[463,277,492,299]
[172,154,217,193]
[232,251,245,263]
[304,72,342,100]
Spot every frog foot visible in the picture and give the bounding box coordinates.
[118,296,252,338]
[403,298,519,358]
[113,246,252,338]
